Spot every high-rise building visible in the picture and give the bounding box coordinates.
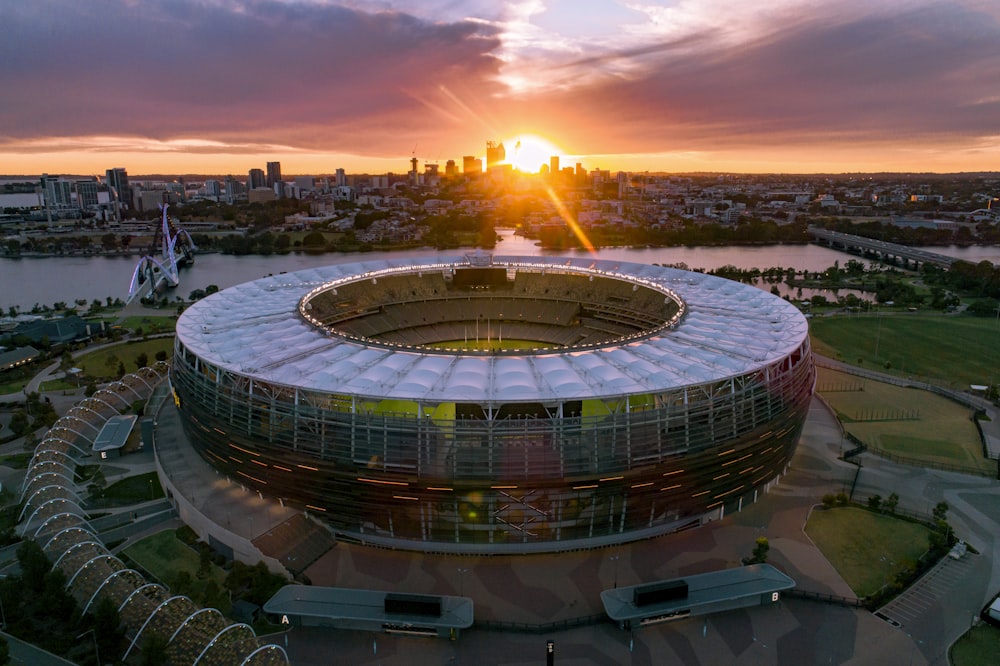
[76,180,99,209]
[248,168,265,190]
[40,174,72,208]
[486,141,505,171]
[265,162,282,189]
[550,156,560,175]
[205,180,222,197]
[462,155,481,175]
[444,160,457,178]
[335,168,347,187]
[105,168,130,210]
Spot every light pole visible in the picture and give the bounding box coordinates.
[457,567,469,597]
[609,554,620,589]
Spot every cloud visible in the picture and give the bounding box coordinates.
[1,0,999,172]
[512,1,1000,157]
[0,0,503,157]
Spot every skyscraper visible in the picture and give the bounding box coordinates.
[265,162,282,189]
[462,155,481,175]
[550,156,560,175]
[248,168,265,190]
[105,167,130,210]
[486,141,505,171]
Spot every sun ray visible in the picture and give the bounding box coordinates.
[543,183,596,254]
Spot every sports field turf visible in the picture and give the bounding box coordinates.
[809,314,1000,388]
[816,367,989,473]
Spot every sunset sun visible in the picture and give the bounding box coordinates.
[505,135,563,173]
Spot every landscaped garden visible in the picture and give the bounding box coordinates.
[72,337,174,380]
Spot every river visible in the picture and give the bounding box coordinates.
[1,230,998,312]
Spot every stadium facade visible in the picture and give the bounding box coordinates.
[171,256,814,553]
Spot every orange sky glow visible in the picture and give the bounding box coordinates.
[3,1,1000,176]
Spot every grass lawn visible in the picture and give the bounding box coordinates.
[816,367,990,473]
[0,377,29,396]
[39,377,77,392]
[114,315,178,334]
[950,623,1000,666]
[123,529,226,589]
[74,338,174,380]
[0,452,32,468]
[805,506,932,598]
[809,314,1000,389]
[94,471,164,505]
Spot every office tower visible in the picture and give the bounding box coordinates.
[205,180,222,197]
[445,160,457,178]
[266,162,282,188]
[550,156,560,175]
[335,168,347,187]
[105,168,130,210]
[248,168,265,190]
[462,156,480,174]
[76,180,99,209]
[486,141,505,170]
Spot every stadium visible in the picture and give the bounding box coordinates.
[170,255,815,554]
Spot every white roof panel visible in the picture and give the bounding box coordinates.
[176,256,810,404]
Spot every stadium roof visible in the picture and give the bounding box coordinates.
[176,256,809,403]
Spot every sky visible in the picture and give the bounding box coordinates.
[2,0,1000,176]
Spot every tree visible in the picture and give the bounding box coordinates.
[743,537,770,565]
[155,350,168,363]
[135,352,149,370]
[867,494,882,512]
[884,492,899,514]
[93,595,124,664]
[17,540,52,593]
[84,381,98,397]
[8,411,29,437]
[116,361,126,379]
[140,632,169,666]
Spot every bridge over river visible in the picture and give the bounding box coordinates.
[807,227,959,269]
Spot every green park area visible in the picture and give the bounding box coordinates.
[113,315,178,335]
[809,314,1000,389]
[951,622,1000,666]
[73,337,174,380]
[816,366,991,474]
[805,506,932,598]
[123,529,230,612]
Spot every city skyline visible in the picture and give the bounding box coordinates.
[3,0,1000,176]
